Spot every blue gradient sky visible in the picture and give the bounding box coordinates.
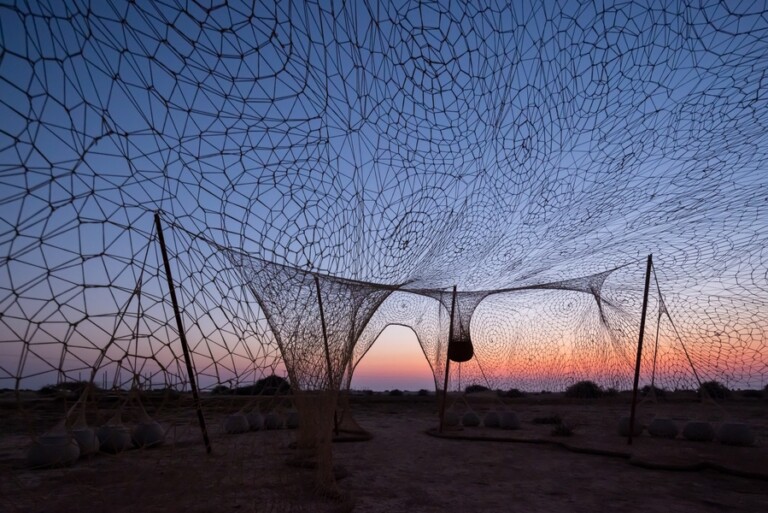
[1,1,767,392]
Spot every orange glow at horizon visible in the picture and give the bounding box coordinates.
[351,325,436,391]
[100,314,762,393]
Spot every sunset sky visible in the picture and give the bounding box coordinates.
[351,325,436,391]
[1,1,767,394]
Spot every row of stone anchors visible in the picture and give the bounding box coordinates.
[443,410,756,446]
[27,408,302,469]
[27,416,166,469]
[223,409,300,434]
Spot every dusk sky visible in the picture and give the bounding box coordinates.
[351,325,435,391]
[1,1,767,393]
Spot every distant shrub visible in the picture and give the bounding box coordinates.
[37,381,98,397]
[363,389,374,396]
[698,380,730,400]
[565,380,603,399]
[503,388,525,398]
[389,389,403,396]
[211,384,231,395]
[37,384,58,396]
[604,387,619,397]
[60,381,95,393]
[640,385,666,399]
[232,375,291,396]
[740,389,763,399]
[465,384,491,394]
[417,389,430,396]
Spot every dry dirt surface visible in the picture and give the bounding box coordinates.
[1,393,767,513]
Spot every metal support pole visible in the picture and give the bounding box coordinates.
[628,254,653,445]
[154,212,212,454]
[439,286,458,433]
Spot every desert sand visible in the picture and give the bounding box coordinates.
[1,392,767,512]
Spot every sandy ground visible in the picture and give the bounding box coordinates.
[1,393,767,513]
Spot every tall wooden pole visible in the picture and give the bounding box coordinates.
[649,308,662,396]
[439,286,458,433]
[314,274,339,435]
[154,212,212,454]
[314,275,335,389]
[628,254,653,445]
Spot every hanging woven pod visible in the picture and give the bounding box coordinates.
[67,388,100,457]
[718,422,755,446]
[617,416,643,437]
[648,418,678,439]
[483,411,501,428]
[71,406,100,456]
[447,328,473,363]
[500,411,520,430]
[98,411,132,454]
[442,411,461,427]
[246,410,264,431]
[285,409,300,429]
[263,411,284,430]
[224,412,250,434]
[682,420,715,442]
[462,411,481,427]
[27,420,80,469]
[132,398,165,448]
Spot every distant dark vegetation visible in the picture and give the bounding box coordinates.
[640,385,666,399]
[211,375,291,396]
[33,381,183,404]
[740,388,764,399]
[37,381,100,396]
[499,388,526,398]
[37,381,103,397]
[464,384,526,397]
[28,378,764,401]
[564,380,603,399]
[698,380,730,400]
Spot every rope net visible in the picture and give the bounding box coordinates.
[1,1,767,405]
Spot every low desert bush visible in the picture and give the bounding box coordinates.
[698,380,730,400]
[740,389,763,399]
[233,375,291,395]
[37,381,99,397]
[211,384,231,395]
[640,385,666,399]
[465,384,491,394]
[565,380,603,399]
